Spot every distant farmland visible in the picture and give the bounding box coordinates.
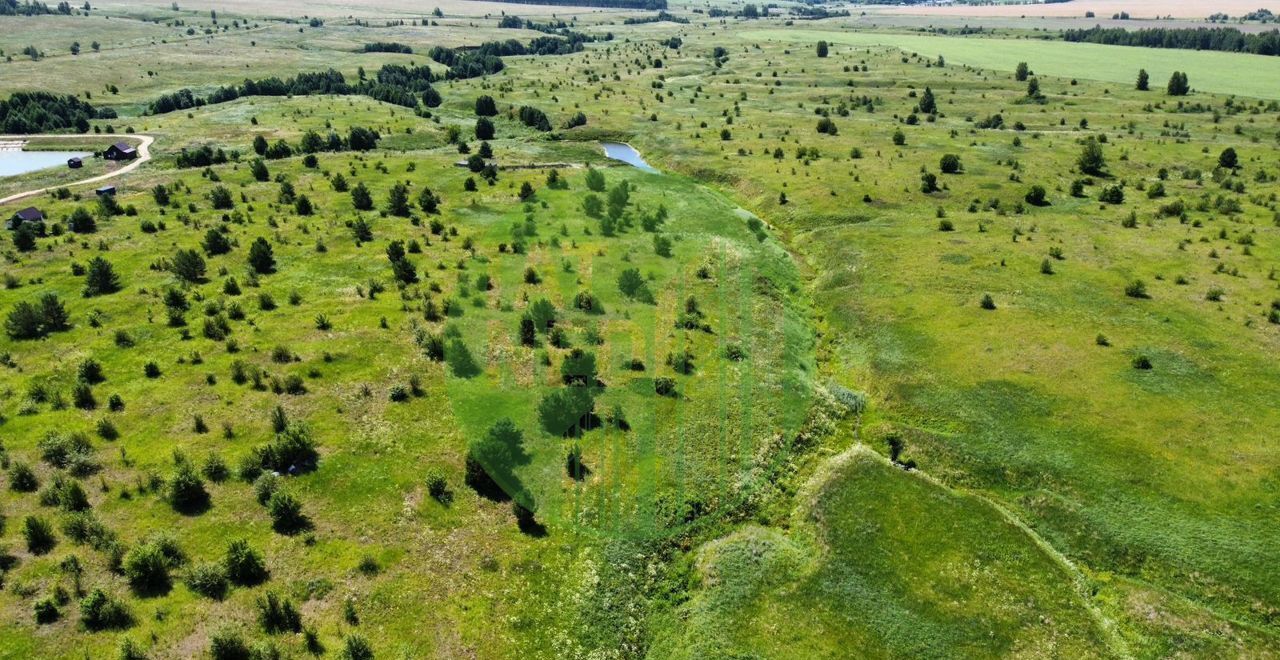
[743,29,1280,99]
[861,0,1280,20]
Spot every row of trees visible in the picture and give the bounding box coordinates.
[0,0,73,15]
[248,126,380,163]
[148,63,442,115]
[1062,26,1280,56]
[361,41,412,54]
[428,37,584,80]
[483,0,664,8]
[0,91,106,134]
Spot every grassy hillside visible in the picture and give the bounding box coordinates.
[1,6,1278,658]
[653,448,1119,659]
[492,22,1280,650]
[0,91,812,655]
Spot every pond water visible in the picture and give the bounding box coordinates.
[0,150,91,177]
[602,142,657,173]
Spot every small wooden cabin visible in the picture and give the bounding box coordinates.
[8,206,44,230]
[104,142,137,161]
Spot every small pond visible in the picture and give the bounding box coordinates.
[602,142,657,173]
[0,150,91,177]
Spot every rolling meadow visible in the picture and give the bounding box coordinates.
[1,2,1279,658]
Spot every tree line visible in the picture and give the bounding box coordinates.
[482,0,664,8]
[504,16,608,45]
[0,91,105,133]
[148,63,440,114]
[623,11,687,24]
[0,0,71,15]
[1061,26,1280,56]
[427,37,583,80]
[362,42,413,54]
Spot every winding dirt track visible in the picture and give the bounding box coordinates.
[0,133,154,207]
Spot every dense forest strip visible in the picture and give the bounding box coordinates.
[147,66,435,114]
[0,92,113,134]
[145,37,585,116]
[481,0,666,9]
[0,0,71,15]
[1062,26,1280,56]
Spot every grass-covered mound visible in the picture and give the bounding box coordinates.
[654,448,1117,658]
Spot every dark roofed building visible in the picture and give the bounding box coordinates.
[104,141,137,161]
[8,206,44,230]
[96,185,117,196]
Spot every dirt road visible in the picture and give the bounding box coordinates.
[0,133,154,207]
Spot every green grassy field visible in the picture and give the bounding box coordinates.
[0,16,531,111]
[0,90,813,658]
[502,21,1280,653]
[652,447,1119,658]
[741,29,1280,100]
[2,6,1279,658]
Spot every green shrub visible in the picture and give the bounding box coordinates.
[224,539,269,586]
[617,268,653,303]
[565,445,586,480]
[80,588,131,630]
[252,424,319,474]
[828,383,868,416]
[166,461,209,513]
[538,387,596,436]
[42,475,90,511]
[123,542,173,593]
[33,596,60,624]
[23,515,56,554]
[118,637,147,660]
[425,468,450,503]
[256,591,302,633]
[339,635,374,660]
[8,461,38,492]
[444,337,482,378]
[1098,185,1125,204]
[267,491,308,534]
[572,291,603,314]
[78,358,105,384]
[202,453,229,482]
[560,349,599,387]
[61,510,115,549]
[96,418,119,440]
[184,562,229,599]
[38,431,94,470]
[253,473,280,505]
[209,626,250,660]
[357,555,380,576]
[667,349,695,375]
